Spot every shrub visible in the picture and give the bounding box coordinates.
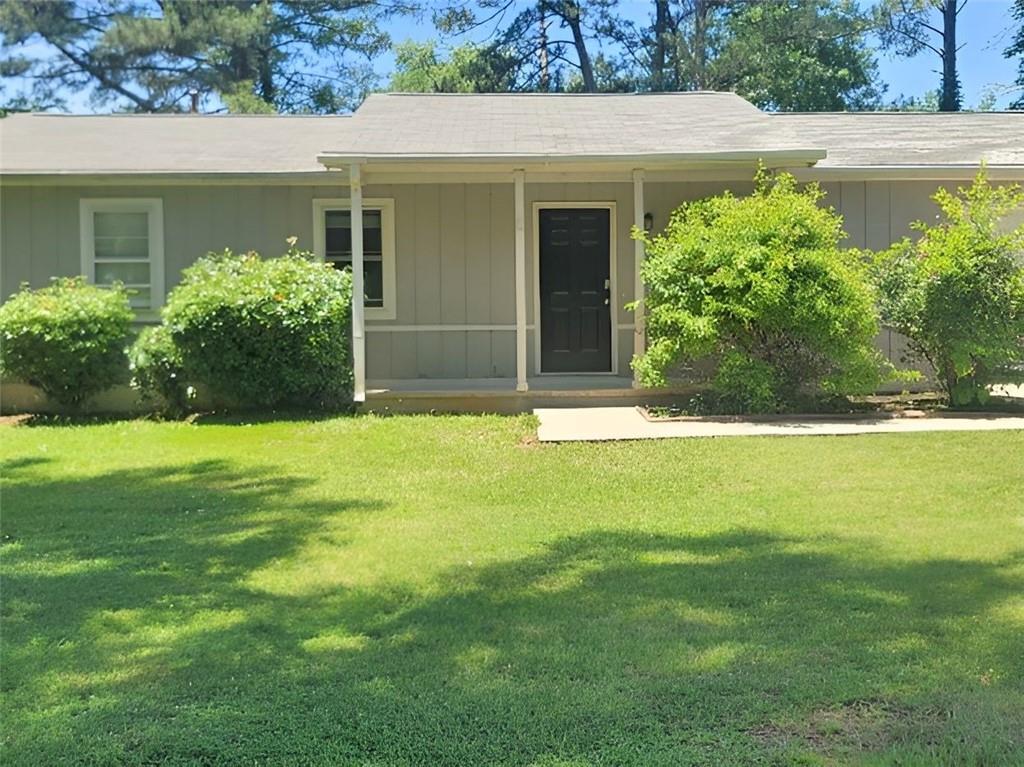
[872,170,1024,408]
[633,169,887,410]
[712,351,781,414]
[0,277,132,409]
[163,248,353,409]
[129,325,190,414]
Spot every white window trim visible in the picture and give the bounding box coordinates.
[79,198,165,314]
[312,197,397,321]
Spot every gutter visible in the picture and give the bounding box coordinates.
[315,149,829,168]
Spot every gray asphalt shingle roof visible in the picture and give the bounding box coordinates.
[772,112,1024,167]
[1,92,1021,175]
[317,92,820,160]
[0,113,352,174]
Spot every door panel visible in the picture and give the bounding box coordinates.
[539,208,612,373]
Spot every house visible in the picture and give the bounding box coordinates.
[1,92,1022,412]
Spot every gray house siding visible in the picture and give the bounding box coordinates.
[1,178,962,383]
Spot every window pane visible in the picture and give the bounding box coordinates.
[364,260,383,307]
[94,211,148,238]
[324,209,383,257]
[328,258,383,307]
[325,210,350,229]
[323,207,386,308]
[95,261,150,285]
[325,226,352,256]
[94,236,149,260]
[127,290,152,309]
[364,226,383,255]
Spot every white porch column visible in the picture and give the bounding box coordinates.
[350,163,366,402]
[632,168,646,387]
[514,169,528,392]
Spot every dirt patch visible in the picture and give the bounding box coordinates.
[749,698,940,758]
[0,414,34,427]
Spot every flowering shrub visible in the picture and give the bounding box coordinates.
[162,247,353,409]
[0,277,132,409]
[872,170,1024,408]
[634,169,887,411]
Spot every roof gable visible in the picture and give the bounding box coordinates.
[318,92,820,161]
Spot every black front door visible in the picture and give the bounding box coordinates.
[539,208,612,373]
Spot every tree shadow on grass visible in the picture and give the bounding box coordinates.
[2,462,1022,765]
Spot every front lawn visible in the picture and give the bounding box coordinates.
[2,416,1022,765]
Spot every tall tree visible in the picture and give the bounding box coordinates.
[717,0,882,110]
[0,0,396,113]
[432,0,606,92]
[875,0,966,111]
[1007,0,1024,109]
[597,1,882,110]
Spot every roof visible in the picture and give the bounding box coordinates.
[0,113,351,175]
[316,92,823,163]
[773,112,1024,167]
[1,93,1022,177]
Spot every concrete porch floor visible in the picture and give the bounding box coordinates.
[363,377,696,413]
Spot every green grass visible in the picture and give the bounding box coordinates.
[2,415,1022,766]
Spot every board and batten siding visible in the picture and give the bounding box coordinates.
[0,178,980,382]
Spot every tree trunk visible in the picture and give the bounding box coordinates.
[539,6,550,91]
[693,0,709,90]
[561,1,596,92]
[652,0,669,91]
[939,0,961,111]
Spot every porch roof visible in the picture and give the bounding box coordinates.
[317,92,825,166]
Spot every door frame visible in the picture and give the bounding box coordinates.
[532,201,618,375]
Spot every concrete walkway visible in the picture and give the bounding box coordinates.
[534,406,1024,442]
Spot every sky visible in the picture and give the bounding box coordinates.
[4,0,1022,112]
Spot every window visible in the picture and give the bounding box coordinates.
[80,199,164,311]
[313,198,396,320]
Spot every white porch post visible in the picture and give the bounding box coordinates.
[632,168,646,387]
[350,163,366,402]
[514,169,528,392]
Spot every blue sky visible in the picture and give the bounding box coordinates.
[6,0,1021,111]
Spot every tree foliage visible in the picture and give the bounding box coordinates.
[390,40,516,93]
[872,170,1024,407]
[599,0,882,110]
[634,170,887,411]
[428,0,605,92]
[0,0,395,113]
[419,1,882,110]
[875,0,963,111]
[1006,0,1024,110]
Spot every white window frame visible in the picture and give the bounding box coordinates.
[79,198,165,314]
[313,197,396,321]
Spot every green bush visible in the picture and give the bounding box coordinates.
[712,351,781,414]
[163,248,353,409]
[633,169,887,410]
[872,169,1024,408]
[0,277,133,409]
[129,325,190,414]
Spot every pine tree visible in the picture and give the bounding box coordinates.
[0,0,397,113]
[1006,0,1024,109]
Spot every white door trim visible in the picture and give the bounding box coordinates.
[532,201,618,376]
